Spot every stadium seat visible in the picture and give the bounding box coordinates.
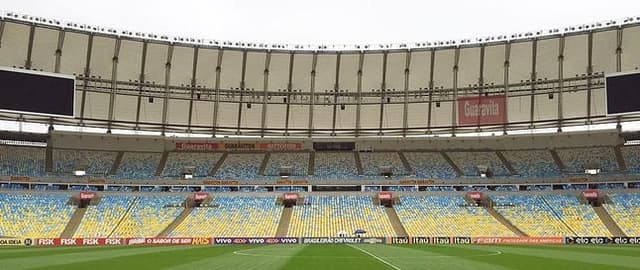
[74,195,136,237]
[287,195,395,237]
[0,193,75,238]
[395,195,515,237]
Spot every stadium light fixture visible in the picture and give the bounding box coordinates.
[73,170,86,177]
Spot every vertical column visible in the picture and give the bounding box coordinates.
[503,43,512,135]
[285,53,295,136]
[402,50,411,137]
[529,40,538,128]
[332,53,342,137]
[586,32,593,124]
[354,53,363,137]
[24,25,35,69]
[260,51,271,137]
[53,31,65,73]
[236,50,247,135]
[426,50,435,133]
[378,52,388,135]
[186,46,199,133]
[556,36,565,132]
[134,42,148,131]
[107,38,121,133]
[212,49,224,137]
[477,45,485,131]
[79,34,94,125]
[160,45,174,136]
[308,52,318,138]
[615,28,624,130]
[451,48,460,136]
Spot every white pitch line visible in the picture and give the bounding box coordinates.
[347,244,402,270]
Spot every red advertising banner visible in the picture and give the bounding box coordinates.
[467,191,482,200]
[194,192,209,201]
[256,143,303,151]
[175,142,222,151]
[175,142,303,151]
[457,95,506,126]
[379,192,392,200]
[583,190,599,199]
[79,192,96,200]
[472,237,564,245]
[284,193,299,200]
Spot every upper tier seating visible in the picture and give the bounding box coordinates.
[264,152,309,176]
[359,152,408,175]
[170,196,281,237]
[287,195,395,237]
[114,152,161,180]
[403,152,457,179]
[491,194,574,236]
[621,146,640,174]
[0,145,46,177]
[395,195,514,237]
[603,193,640,236]
[502,150,560,178]
[53,149,117,175]
[215,153,264,180]
[448,151,510,177]
[110,195,185,237]
[313,152,359,179]
[557,147,618,173]
[162,152,222,178]
[74,195,135,237]
[542,194,610,236]
[0,193,74,238]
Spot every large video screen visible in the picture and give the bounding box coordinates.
[606,72,640,115]
[0,67,75,117]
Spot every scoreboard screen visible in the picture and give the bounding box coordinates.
[606,72,640,116]
[0,67,75,117]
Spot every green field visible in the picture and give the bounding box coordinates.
[1,244,639,269]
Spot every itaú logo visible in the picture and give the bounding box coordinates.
[463,100,500,117]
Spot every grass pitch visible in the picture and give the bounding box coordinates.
[1,244,639,269]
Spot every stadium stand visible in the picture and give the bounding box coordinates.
[447,151,510,177]
[215,153,264,180]
[359,152,408,175]
[542,194,611,236]
[162,152,222,178]
[0,145,46,177]
[394,195,515,237]
[74,195,136,237]
[313,152,360,179]
[557,147,618,173]
[621,146,640,173]
[492,194,574,236]
[403,152,457,179]
[53,149,117,175]
[287,195,396,237]
[0,193,75,238]
[110,195,185,237]
[264,152,309,176]
[604,193,640,236]
[114,152,161,180]
[170,196,281,237]
[502,150,561,178]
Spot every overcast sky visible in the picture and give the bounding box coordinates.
[2,0,640,45]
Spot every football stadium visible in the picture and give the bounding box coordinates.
[1,1,640,269]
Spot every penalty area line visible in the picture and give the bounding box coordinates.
[347,244,401,270]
